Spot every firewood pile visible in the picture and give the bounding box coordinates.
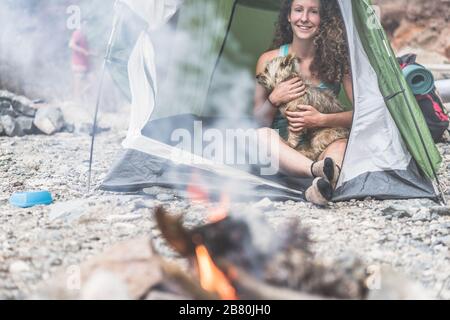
[0,90,67,137]
[152,206,369,300]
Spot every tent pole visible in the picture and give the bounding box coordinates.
[366,4,447,205]
[205,0,238,98]
[87,1,121,193]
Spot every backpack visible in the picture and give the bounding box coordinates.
[398,54,449,142]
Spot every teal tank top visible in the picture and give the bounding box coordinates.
[272,44,341,140]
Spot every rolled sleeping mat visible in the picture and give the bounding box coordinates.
[435,79,450,104]
[402,64,435,95]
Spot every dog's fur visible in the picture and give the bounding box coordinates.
[257,54,349,160]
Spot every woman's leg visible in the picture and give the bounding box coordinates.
[257,129,347,205]
[318,139,348,168]
[257,127,314,177]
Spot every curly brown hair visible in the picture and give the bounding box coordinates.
[271,0,350,84]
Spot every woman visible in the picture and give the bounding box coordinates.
[254,0,353,205]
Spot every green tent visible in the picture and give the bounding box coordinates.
[101,0,443,202]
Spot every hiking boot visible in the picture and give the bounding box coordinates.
[305,177,333,206]
[311,157,341,189]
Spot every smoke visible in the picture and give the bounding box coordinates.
[153,3,256,119]
[121,1,283,197]
[0,1,115,102]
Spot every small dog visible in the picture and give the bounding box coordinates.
[257,54,349,161]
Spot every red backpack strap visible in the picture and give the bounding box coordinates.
[417,92,449,122]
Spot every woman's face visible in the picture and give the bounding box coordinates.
[288,0,321,40]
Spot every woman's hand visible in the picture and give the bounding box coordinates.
[286,105,325,133]
[269,77,306,107]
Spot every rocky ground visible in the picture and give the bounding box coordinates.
[0,106,449,300]
[375,0,450,63]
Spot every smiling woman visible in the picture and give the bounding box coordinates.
[253,0,353,205]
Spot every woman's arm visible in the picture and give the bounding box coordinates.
[318,110,353,128]
[69,38,89,56]
[253,53,279,127]
[342,73,354,105]
[286,107,352,132]
[253,52,307,127]
[286,74,354,132]
[254,82,278,127]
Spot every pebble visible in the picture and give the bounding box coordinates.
[430,206,450,217]
[381,205,416,218]
[412,209,431,222]
[252,197,274,211]
[156,193,175,202]
[9,261,30,274]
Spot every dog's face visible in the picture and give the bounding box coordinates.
[256,54,301,92]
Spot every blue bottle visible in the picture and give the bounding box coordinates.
[9,191,53,208]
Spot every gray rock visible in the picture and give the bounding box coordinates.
[15,116,35,136]
[142,187,161,196]
[49,200,88,222]
[0,101,12,110]
[430,206,450,217]
[9,261,30,274]
[381,205,416,218]
[132,200,154,211]
[33,107,65,135]
[62,123,75,133]
[433,235,450,247]
[412,208,431,222]
[253,197,274,211]
[431,213,440,220]
[156,193,175,202]
[11,96,36,117]
[0,90,15,101]
[0,104,18,118]
[0,115,17,136]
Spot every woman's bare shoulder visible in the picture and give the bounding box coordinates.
[256,49,279,74]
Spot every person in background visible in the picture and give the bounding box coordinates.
[69,20,94,103]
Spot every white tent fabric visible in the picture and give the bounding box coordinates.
[336,0,412,187]
[119,0,181,147]
[117,0,305,197]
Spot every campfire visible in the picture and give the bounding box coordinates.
[133,174,364,300]
[150,201,369,300]
[35,179,369,300]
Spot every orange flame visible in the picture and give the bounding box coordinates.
[187,171,231,223]
[195,245,238,300]
[187,172,209,203]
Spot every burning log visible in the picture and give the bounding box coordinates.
[157,258,219,300]
[216,259,326,300]
[154,205,369,300]
[155,206,195,257]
